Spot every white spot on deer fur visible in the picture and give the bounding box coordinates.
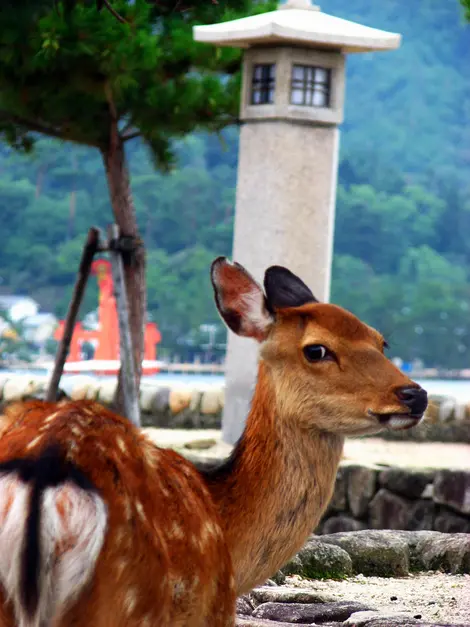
[44,411,60,424]
[172,578,186,600]
[123,496,133,522]
[125,587,138,615]
[26,435,43,450]
[116,559,127,579]
[96,442,107,454]
[142,443,158,468]
[169,522,184,540]
[116,437,128,455]
[135,501,147,523]
[200,520,218,546]
[70,425,83,437]
[114,526,127,546]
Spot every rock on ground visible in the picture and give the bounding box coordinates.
[237,572,470,626]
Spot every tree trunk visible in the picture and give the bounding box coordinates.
[101,122,145,417]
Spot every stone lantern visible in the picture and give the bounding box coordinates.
[194,0,401,444]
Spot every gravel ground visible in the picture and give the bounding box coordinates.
[284,573,470,625]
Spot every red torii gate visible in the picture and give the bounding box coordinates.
[54,259,161,374]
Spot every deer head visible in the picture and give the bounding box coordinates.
[211,257,427,437]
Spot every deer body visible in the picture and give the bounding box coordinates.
[0,402,235,627]
[0,258,427,626]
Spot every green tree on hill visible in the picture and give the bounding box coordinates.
[0,0,270,410]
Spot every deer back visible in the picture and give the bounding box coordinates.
[0,400,235,627]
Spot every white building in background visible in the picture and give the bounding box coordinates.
[0,295,39,322]
[22,313,58,345]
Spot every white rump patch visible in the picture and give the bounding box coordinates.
[0,474,107,627]
[0,474,30,618]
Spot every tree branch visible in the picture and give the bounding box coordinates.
[101,0,127,23]
[0,110,100,148]
[122,130,142,141]
[0,111,68,142]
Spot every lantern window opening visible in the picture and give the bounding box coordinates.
[251,63,276,105]
[291,64,331,107]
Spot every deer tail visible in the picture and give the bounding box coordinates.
[0,444,107,627]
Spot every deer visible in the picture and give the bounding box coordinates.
[0,257,428,627]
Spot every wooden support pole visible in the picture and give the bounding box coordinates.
[46,227,100,402]
[108,224,141,427]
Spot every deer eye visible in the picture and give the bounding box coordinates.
[303,344,333,363]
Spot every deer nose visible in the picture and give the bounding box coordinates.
[396,386,428,416]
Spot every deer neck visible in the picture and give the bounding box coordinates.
[203,362,344,595]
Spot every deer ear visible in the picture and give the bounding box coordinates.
[211,257,273,342]
[264,266,318,310]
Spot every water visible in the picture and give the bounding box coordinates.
[414,379,470,402]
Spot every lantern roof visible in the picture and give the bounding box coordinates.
[193,0,401,54]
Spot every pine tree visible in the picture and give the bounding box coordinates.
[0,0,270,411]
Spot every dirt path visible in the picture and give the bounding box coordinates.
[285,572,470,624]
[144,428,470,470]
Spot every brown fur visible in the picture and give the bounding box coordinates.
[0,401,235,627]
[205,260,425,595]
[0,259,425,624]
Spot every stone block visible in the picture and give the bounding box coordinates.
[344,611,421,626]
[169,388,192,414]
[3,377,37,402]
[252,601,374,624]
[423,396,443,424]
[139,387,156,413]
[347,465,377,518]
[268,571,286,586]
[279,554,303,576]
[379,468,435,499]
[321,515,366,534]
[328,465,347,512]
[296,538,353,579]
[369,488,410,530]
[316,530,410,577]
[406,499,436,531]
[150,386,170,415]
[200,389,224,415]
[434,510,470,533]
[236,596,254,616]
[415,532,470,574]
[0,374,10,397]
[434,470,470,515]
[85,383,99,400]
[97,380,117,405]
[237,618,311,627]
[189,388,202,412]
[69,383,90,400]
[250,586,332,606]
[437,397,458,423]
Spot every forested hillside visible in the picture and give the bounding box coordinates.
[0,0,469,367]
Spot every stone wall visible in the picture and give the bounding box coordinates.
[317,464,470,535]
[0,373,470,442]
